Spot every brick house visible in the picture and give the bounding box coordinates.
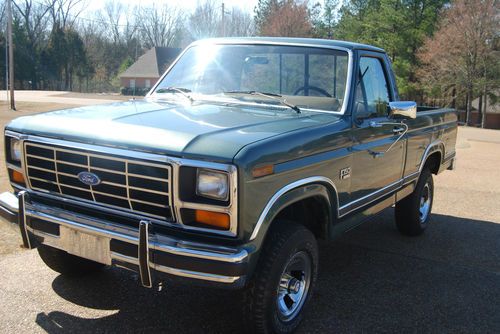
[458,91,500,129]
[119,47,181,91]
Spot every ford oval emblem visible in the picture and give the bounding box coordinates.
[77,171,101,186]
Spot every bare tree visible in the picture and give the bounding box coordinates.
[225,7,255,37]
[13,0,55,88]
[98,0,136,45]
[259,0,313,37]
[14,0,54,45]
[418,0,499,125]
[188,0,220,40]
[0,1,6,28]
[48,0,86,28]
[188,1,254,41]
[136,4,185,48]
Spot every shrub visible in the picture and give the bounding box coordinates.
[120,87,149,96]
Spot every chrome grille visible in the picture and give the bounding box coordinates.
[24,142,173,221]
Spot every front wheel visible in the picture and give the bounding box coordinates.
[395,169,434,236]
[243,221,318,333]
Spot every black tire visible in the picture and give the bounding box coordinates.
[395,168,434,236]
[243,221,318,334]
[37,244,105,276]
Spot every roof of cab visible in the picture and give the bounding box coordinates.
[192,37,385,53]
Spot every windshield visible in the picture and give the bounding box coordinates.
[151,43,350,113]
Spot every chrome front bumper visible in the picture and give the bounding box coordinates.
[0,191,249,288]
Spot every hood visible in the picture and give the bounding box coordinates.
[7,99,340,161]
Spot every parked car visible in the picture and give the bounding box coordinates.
[0,38,457,333]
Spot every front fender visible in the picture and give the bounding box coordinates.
[249,178,337,246]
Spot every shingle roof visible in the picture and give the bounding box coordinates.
[119,47,181,78]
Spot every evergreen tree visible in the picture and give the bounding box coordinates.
[325,0,448,100]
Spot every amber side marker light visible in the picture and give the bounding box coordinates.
[10,169,25,185]
[252,164,274,178]
[195,210,230,230]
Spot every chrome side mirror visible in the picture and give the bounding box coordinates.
[389,101,417,119]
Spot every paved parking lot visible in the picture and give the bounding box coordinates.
[0,109,499,333]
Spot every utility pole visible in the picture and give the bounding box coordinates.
[7,0,15,110]
[4,31,7,101]
[221,2,225,37]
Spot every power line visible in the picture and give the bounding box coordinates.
[23,0,193,30]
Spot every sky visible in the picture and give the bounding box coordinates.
[83,0,259,16]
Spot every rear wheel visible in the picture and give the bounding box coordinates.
[395,168,434,236]
[37,245,105,276]
[243,221,318,333]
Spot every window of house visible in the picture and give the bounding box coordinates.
[145,79,151,88]
[130,79,136,89]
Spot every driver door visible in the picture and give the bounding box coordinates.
[348,54,405,211]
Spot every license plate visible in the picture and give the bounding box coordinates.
[60,226,111,265]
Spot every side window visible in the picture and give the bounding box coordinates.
[355,57,390,119]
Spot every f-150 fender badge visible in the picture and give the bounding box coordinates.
[340,167,351,180]
[77,171,101,186]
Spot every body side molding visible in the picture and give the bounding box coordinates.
[249,140,449,241]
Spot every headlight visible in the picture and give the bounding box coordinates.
[10,139,22,162]
[196,169,229,201]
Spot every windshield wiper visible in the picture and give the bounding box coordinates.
[224,90,301,113]
[155,87,194,103]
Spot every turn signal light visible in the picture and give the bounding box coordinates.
[10,169,25,185]
[195,210,230,230]
[252,164,274,178]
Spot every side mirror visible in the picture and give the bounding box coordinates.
[389,101,417,119]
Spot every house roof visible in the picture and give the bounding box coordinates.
[120,47,181,79]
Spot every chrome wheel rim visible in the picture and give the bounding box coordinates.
[419,182,432,223]
[276,251,311,322]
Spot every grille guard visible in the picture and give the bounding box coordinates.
[0,191,248,287]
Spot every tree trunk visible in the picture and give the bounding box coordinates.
[451,87,456,109]
[65,65,70,91]
[465,93,470,125]
[466,85,473,126]
[31,71,37,90]
[482,87,487,129]
[478,95,483,127]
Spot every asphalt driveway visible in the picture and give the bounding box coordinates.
[0,124,499,333]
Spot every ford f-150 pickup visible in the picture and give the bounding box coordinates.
[0,38,457,333]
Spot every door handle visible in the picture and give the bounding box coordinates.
[369,121,383,128]
[366,122,408,158]
[393,126,406,134]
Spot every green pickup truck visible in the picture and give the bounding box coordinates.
[0,38,457,333]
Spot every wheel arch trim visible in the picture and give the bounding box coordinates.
[419,140,444,173]
[249,176,339,241]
